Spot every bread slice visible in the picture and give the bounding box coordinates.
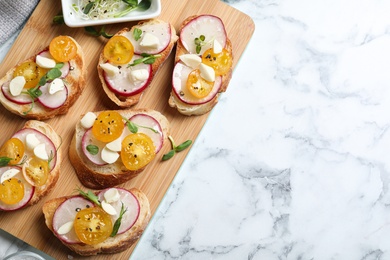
[97,19,178,108]
[0,120,62,210]
[42,187,151,256]
[69,108,170,189]
[168,15,233,116]
[0,35,86,120]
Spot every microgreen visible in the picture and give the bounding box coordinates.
[122,116,159,134]
[127,53,161,67]
[86,145,99,155]
[85,26,114,39]
[194,35,206,54]
[162,136,192,161]
[114,0,151,18]
[77,188,101,207]
[53,13,64,25]
[133,28,143,41]
[110,202,127,237]
[0,157,12,167]
[83,2,95,14]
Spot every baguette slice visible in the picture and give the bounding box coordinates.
[168,15,233,116]
[42,187,151,256]
[0,35,86,120]
[0,120,62,210]
[98,19,178,108]
[69,108,170,189]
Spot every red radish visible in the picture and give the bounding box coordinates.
[36,50,70,78]
[52,196,94,244]
[37,82,68,109]
[81,128,108,166]
[172,62,222,105]
[97,188,140,235]
[103,56,152,97]
[1,82,33,105]
[126,23,172,55]
[180,15,227,55]
[0,166,34,211]
[12,128,57,170]
[129,114,164,153]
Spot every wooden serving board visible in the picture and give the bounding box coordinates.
[0,0,254,259]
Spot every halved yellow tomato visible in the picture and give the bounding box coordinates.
[103,35,134,64]
[186,69,214,98]
[22,156,49,187]
[92,111,124,143]
[13,61,47,89]
[74,207,113,245]
[0,138,25,165]
[121,133,155,171]
[49,35,77,62]
[0,178,24,205]
[201,48,232,76]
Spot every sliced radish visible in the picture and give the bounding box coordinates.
[37,50,70,78]
[1,82,33,105]
[98,188,140,235]
[126,22,172,55]
[12,128,57,170]
[129,114,164,153]
[172,62,222,105]
[180,15,227,55]
[37,81,68,109]
[0,166,34,211]
[52,196,94,244]
[81,128,108,166]
[103,56,152,97]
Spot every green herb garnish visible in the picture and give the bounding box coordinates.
[133,28,143,41]
[110,202,127,237]
[127,53,161,67]
[86,145,99,155]
[114,0,151,18]
[78,188,101,207]
[85,26,114,39]
[194,35,206,54]
[0,157,12,167]
[162,136,192,161]
[84,2,95,14]
[122,116,158,134]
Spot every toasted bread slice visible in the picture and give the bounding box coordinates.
[97,19,178,108]
[42,187,151,256]
[0,35,86,120]
[168,15,233,116]
[69,108,170,189]
[0,120,62,211]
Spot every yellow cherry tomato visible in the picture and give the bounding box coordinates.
[74,207,113,245]
[22,157,49,187]
[103,35,134,64]
[186,69,214,98]
[121,133,155,171]
[92,111,124,143]
[13,61,47,89]
[0,178,24,205]
[0,138,25,165]
[49,35,77,62]
[201,48,232,76]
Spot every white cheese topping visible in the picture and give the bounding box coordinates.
[106,137,122,152]
[102,200,117,216]
[36,54,56,69]
[199,63,215,82]
[100,63,119,77]
[49,78,65,94]
[140,32,160,49]
[101,146,119,164]
[180,54,202,69]
[213,39,223,54]
[129,69,149,83]
[26,133,41,151]
[104,188,120,203]
[9,76,26,96]
[81,112,97,129]
[34,143,48,160]
[57,221,74,235]
[0,168,20,184]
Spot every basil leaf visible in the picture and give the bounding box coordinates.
[133,28,142,41]
[0,157,12,167]
[110,203,127,237]
[175,140,192,152]
[86,145,99,155]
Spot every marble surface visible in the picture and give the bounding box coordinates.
[2,0,390,259]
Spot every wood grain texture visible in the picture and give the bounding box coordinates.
[0,0,254,259]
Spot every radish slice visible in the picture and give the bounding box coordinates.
[12,128,57,170]
[81,128,108,166]
[103,56,152,97]
[0,166,34,211]
[98,188,140,235]
[1,82,33,105]
[37,50,70,78]
[37,81,68,109]
[126,23,172,55]
[52,196,94,244]
[180,15,227,55]
[172,62,222,105]
[129,114,164,153]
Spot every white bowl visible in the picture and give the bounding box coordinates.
[61,0,161,28]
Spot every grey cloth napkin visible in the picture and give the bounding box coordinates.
[0,0,40,45]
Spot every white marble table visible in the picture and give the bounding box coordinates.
[2,0,390,259]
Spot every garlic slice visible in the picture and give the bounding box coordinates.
[34,143,48,160]
[102,200,117,216]
[104,188,120,203]
[0,168,20,184]
[57,221,74,235]
[80,112,97,129]
[9,76,26,96]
